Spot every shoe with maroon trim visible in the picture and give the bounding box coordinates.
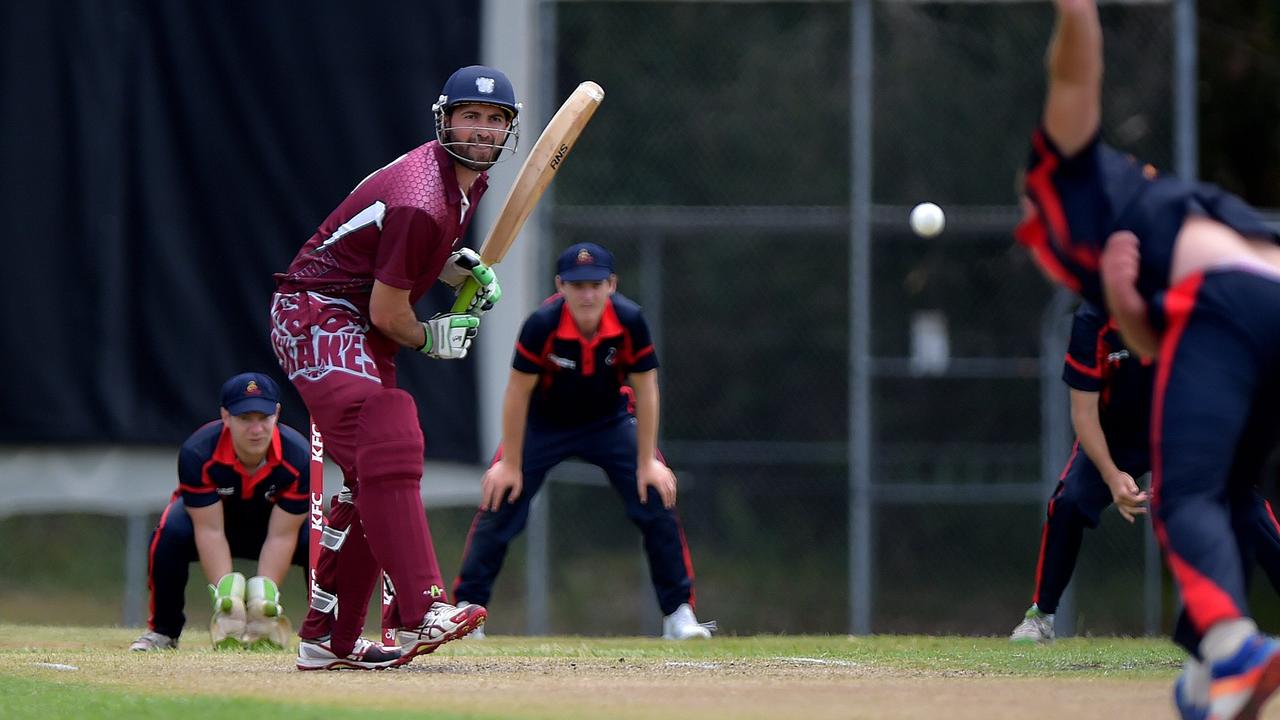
[394,601,487,666]
[296,635,402,671]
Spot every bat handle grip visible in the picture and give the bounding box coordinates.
[451,276,481,314]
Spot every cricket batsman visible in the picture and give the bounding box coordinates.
[270,65,516,670]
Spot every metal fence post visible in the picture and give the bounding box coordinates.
[123,511,149,627]
[526,489,551,634]
[848,0,874,636]
[1040,291,1073,635]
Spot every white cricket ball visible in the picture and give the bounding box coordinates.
[909,202,945,238]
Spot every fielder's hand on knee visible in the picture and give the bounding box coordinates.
[1104,469,1148,523]
[481,460,523,512]
[419,313,480,359]
[637,458,677,510]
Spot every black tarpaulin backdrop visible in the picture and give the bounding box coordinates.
[1,2,482,461]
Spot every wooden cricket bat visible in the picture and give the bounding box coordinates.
[451,80,606,313]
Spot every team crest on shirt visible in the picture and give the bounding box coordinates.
[605,348,617,366]
[476,77,496,94]
[548,353,577,370]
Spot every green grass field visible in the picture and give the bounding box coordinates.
[0,624,1205,720]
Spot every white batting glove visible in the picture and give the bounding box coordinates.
[443,249,502,316]
[439,248,483,289]
[419,313,481,359]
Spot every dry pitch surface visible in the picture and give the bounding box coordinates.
[5,625,1276,719]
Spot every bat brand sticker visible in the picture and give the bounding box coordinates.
[549,143,570,170]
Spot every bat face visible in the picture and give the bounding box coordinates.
[450,82,604,315]
[479,81,605,265]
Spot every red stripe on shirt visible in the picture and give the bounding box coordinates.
[1063,353,1102,379]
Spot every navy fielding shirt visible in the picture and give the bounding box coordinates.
[1062,302,1154,452]
[513,293,659,429]
[177,421,310,524]
[1016,127,1278,309]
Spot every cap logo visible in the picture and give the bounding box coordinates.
[576,249,594,265]
[476,77,495,94]
[245,381,261,396]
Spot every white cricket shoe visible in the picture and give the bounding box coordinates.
[394,601,488,665]
[663,603,717,640]
[295,636,401,671]
[129,631,177,652]
[1010,605,1055,643]
[457,602,486,640]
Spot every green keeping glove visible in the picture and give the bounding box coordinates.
[209,572,246,613]
[246,576,280,619]
[209,572,247,651]
[243,576,289,652]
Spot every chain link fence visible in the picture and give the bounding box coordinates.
[8,1,1278,639]
[481,0,1244,638]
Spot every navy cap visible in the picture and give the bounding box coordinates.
[556,242,614,282]
[220,372,280,416]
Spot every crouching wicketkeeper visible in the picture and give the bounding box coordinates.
[130,372,309,652]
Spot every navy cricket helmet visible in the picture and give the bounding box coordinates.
[433,65,521,170]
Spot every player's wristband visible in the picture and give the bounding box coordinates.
[417,322,433,354]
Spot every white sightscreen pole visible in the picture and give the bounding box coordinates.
[480,5,541,457]
[482,0,548,634]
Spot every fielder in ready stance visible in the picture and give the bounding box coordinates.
[1017,2,1280,717]
[452,242,715,640]
[131,372,308,652]
[1010,303,1280,644]
[270,65,515,670]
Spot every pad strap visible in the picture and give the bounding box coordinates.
[320,525,348,552]
[309,585,338,614]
